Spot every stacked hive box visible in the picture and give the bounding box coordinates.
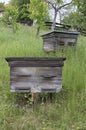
[6,57,66,93]
[41,30,79,52]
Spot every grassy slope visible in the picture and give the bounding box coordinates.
[0,23,86,130]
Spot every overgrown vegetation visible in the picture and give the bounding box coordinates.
[2,5,19,33]
[28,0,49,35]
[11,0,31,24]
[0,23,86,130]
[63,0,86,32]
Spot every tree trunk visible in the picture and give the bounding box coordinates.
[51,9,57,31]
[12,25,15,33]
[36,26,40,36]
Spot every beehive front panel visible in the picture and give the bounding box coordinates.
[41,31,79,52]
[43,37,56,52]
[56,38,77,46]
[10,67,62,92]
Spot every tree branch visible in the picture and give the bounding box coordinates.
[56,0,74,12]
[46,0,56,10]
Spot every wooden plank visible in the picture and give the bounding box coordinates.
[10,67,62,92]
[6,57,66,67]
[10,67,62,77]
[8,61,64,67]
[11,83,62,93]
[6,57,66,93]
[41,88,57,92]
[41,30,79,37]
[11,87,31,92]
[6,57,66,61]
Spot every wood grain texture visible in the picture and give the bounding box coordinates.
[6,57,66,67]
[6,57,66,93]
[41,31,79,52]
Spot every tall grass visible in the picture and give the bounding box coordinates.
[0,23,86,130]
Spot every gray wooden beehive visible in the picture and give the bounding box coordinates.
[5,57,66,93]
[41,30,79,52]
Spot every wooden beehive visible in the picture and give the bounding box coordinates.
[5,57,66,93]
[41,30,79,52]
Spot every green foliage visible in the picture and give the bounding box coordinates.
[11,0,30,6]
[76,0,86,31]
[56,0,63,4]
[0,2,4,12]
[62,12,80,30]
[11,0,32,24]
[2,5,20,33]
[63,0,86,32]
[0,2,4,7]
[18,4,32,23]
[29,0,49,27]
[11,0,20,6]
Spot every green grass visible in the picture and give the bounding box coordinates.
[0,23,86,130]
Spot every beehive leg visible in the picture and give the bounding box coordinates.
[32,93,38,111]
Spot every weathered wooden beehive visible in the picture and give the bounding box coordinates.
[5,57,66,93]
[41,30,79,52]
